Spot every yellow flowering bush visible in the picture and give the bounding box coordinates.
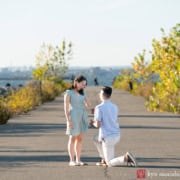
[6,83,41,115]
[113,24,180,113]
[0,99,12,124]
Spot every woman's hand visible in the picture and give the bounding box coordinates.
[67,121,73,129]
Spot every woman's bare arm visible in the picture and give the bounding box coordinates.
[64,94,72,128]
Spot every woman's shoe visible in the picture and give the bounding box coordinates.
[69,161,79,166]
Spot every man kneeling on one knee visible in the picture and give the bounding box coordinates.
[90,86,137,167]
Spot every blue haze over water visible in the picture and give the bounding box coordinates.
[0,66,129,88]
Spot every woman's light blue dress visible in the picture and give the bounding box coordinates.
[65,89,88,136]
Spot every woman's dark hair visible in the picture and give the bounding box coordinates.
[102,86,112,98]
[71,75,87,95]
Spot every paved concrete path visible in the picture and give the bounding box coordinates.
[0,87,180,180]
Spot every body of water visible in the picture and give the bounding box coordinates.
[0,80,28,88]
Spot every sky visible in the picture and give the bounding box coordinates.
[0,0,180,68]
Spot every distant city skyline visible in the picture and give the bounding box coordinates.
[0,66,122,87]
[0,0,180,68]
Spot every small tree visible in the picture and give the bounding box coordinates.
[33,40,72,81]
[131,49,150,83]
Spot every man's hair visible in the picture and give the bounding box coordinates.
[102,86,112,98]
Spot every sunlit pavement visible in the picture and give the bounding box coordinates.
[0,87,180,180]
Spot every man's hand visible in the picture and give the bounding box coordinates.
[89,119,95,128]
[91,108,95,114]
[89,119,101,128]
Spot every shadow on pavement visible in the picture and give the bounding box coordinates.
[0,123,66,137]
[0,155,179,169]
[119,115,180,118]
[0,155,99,169]
[88,114,180,119]
[0,155,98,163]
[120,125,180,130]
[137,157,180,169]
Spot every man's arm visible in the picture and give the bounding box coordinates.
[89,119,101,128]
[89,106,102,128]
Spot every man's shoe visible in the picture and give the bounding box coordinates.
[126,152,137,167]
[76,161,88,166]
[96,159,107,166]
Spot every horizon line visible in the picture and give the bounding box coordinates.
[0,65,132,69]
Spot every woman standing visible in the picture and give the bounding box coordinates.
[64,75,89,166]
